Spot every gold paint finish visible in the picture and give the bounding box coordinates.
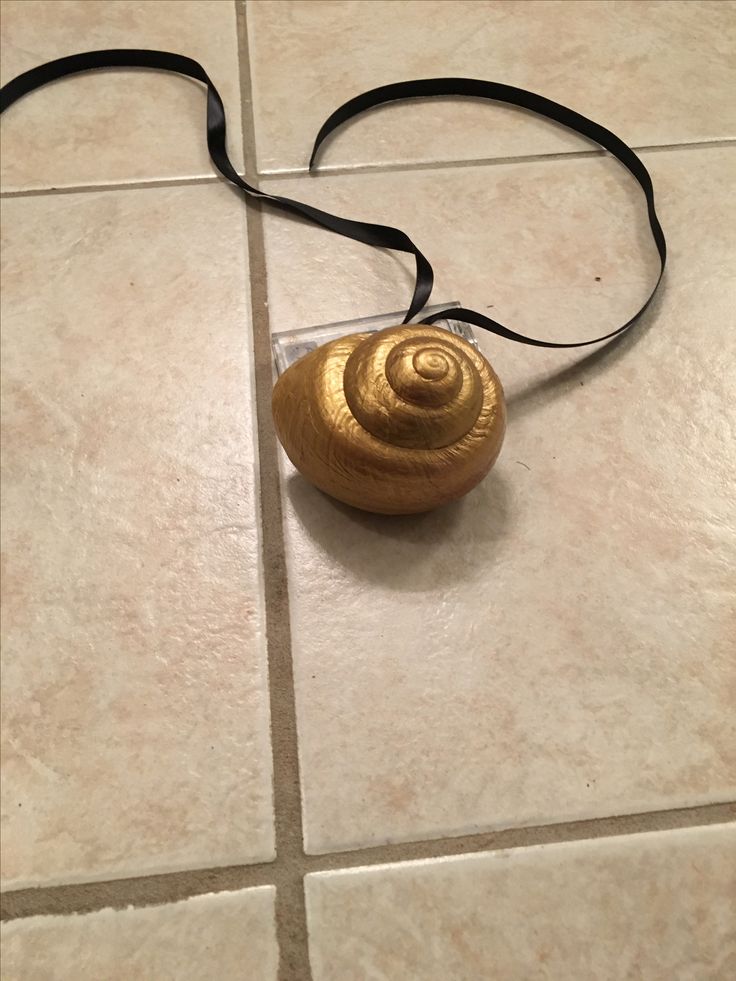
[272,325,506,515]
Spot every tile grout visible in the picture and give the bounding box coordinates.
[2,801,733,920]
[301,800,736,873]
[1,139,733,199]
[234,4,311,981]
[0,861,277,922]
[257,138,736,181]
[0,174,230,199]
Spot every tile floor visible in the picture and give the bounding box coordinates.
[1,1,734,979]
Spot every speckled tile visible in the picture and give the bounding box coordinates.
[0,0,243,191]
[247,0,736,174]
[306,824,736,981]
[0,887,278,981]
[260,145,736,852]
[0,182,274,888]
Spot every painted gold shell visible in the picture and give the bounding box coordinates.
[272,324,506,515]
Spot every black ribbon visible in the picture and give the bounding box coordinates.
[1,50,666,349]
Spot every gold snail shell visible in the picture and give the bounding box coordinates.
[272,324,506,515]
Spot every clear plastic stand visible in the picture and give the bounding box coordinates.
[271,302,478,375]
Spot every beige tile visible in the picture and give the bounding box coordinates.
[261,145,736,852]
[0,182,273,887]
[1,887,278,981]
[306,824,736,981]
[0,0,243,191]
[248,0,736,174]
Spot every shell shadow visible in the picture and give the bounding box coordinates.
[284,467,512,592]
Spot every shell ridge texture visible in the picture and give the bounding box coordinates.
[272,325,506,515]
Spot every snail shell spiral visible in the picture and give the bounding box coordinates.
[272,324,506,515]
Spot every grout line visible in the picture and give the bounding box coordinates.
[2,802,733,921]
[301,800,736,873]
[235,4,311,981]
[627,138,736,153]
[0,174,233,199]
[0,861,276,922]
[257,138,736,181]
[264,148,605,180]
[2,139,732,199]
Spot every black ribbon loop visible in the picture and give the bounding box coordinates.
[0,50,666,348]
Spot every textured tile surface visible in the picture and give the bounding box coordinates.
[0,183,273,887]
[306,824,736,981]
[248,0,736,174]
[261,146,736,852]
[0,0,243,191]
[0,888,278,981]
